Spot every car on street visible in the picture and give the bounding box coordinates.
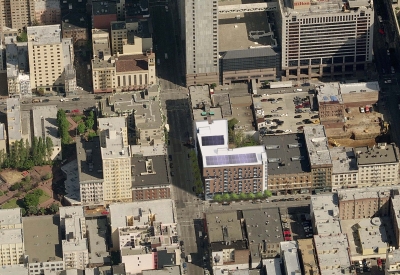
[296,122,303,125]
[264,114,273,118]
[294,115,302,118]
[170,163,173,168]
[277,107,283,110]
[72,97,80,101]
[170,171,175,177]
[168,155,172,161]
[261,99,268,102]
[253,94,261,97]
[95,95,103,100]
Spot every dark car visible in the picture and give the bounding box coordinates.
[264,114,273,118]
[65,110,71,113]
[267,98,276,101]
[270,126,278,130]
[294,115,302,118]
[277,98,283,101]
[72,97,80,101]
[168,155,172,161]
[95,95,103,100]
[272,119,280,122]
[288,198,295,201]
[170,163,174,168]
[42,99,50,102]
[296,122,303,125]
[271,199,279,202]
[277,107,283,110]
[261,99,268,102]
[276,130,284,133]
[266,130,275,134]
[311,115,319,119]
[180,240,184,246]
[253,94,261,97]
[277,121,284,125]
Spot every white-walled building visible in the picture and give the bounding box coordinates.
[0,208,24,266]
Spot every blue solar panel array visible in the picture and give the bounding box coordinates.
[206,153,258,166]
[202,135,224,146]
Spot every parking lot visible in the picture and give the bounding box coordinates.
[280,210,314,241]
[253,88,319,135]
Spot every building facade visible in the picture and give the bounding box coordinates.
[27,25,76,93]
[33,0,61,25]
[330,147,358,191]
[277,0,374,81]
[0,0,35,31]
[0,208,24,266]
[110,20,152,55]
[183,0,219,86]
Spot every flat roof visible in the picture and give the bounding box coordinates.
[338,187,393,201]
[311,194,341,235]
[76,137,103,183]
[131,155,169,187]
[221,47,278,60]
[189,85,212,116]
[316,82,343,104]
[109,200,175,229]
[339,81,380,95]
[0,208,22,226]
[31,105,61,147]
[262,258,282,275]
[357,218,388,253]
[1,265,29,275]
[297,239,319,275]
[280,241,301,275]
[263,133,310,175]
[314,234,351,275]
[330,147,358,174]
[387,249,400,268]
[61,160,81,203]
[303,125,332,167]
[6,98,22,141]
[23,215,62,263]
[62,12,88,30]
[60,206,88,252]
[0,228,23,245]
[86,217,110,265]
[142,266,181,275]
[92,0,117,15]
[98,117,130,160]
[206,211,243,243]
[218,0,274,52]
[280,0,372,14]
[243,208,282,261]
[27,25,61,45]
[355,143,398,165]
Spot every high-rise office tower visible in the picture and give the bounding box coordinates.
[277,0,374,81]
[183,0,219,86]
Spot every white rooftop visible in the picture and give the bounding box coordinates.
[110,200,175,229]
[357,218,388,254]
[27,24,62,45]
[339,81,380,95]
[0,208,22,225]
[60,206,88,252]
[338,187,393,202]
[311,194,341,235]
[0,228,23,245]
[316,82,343,104]
[0,265,28,275]
[304,125,332,167]
[32,105,61,147]
[330,147,358,174]
[196,119,267,168]
[262,258,282,275]
[280,241,301,275]
[314,234,351,275]
[98,117,129,159]
[6,97,22,141]
[387,249,400,270]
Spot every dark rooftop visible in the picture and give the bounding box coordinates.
[76,137,103,182]
[157,249,177,268]
[112,263,126,275]
[262,133,311,175]
[62,12,89,30]
[115,54,149,72]
[220,47,279,60]
[210,240,248,252]
[61,0,88,13]
[355,143,399,165]
[131,155,169,187]
[125,0,149,19]
[92,0,117,16]
[111,21,126,30]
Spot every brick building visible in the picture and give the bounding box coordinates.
[92,0,117,31]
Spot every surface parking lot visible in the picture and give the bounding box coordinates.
[254,88,319,135]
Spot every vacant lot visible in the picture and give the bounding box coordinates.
[0,170,24,185]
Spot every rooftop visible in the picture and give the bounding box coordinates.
[0,265,28,275]
[6,97,22,141]
[316,82,343,104]
[23,215,62,263]
[0,208,22,226]
[355,143,398,166]
[62,12,88,30]
[86,217,110,265]
[330,147,358,174]
[280,241,301,275]
[5,40,29,78]
[263,133,310,175]
[109,200,175,229]
[61,160,80,204]
[206,211,243,243]
[262,258,282,275]
[357,218,388,254]
[218,0,275,52]
[141,266,181,275]
[242,208,282,260]
[27,25,62,45]
[338,186,393,201]
[297,239,319,275]
[311,194,341,235]
[387,249,400,269]
[339,81,380,95]
[92,0,117,15]
[280,0,372,15]
[76,137,103,183]
[0,228,23,245]
[34,0,60,10]
[314,234,351,275]
[131,155,169,187]
[303,125,332,167]
[98,117,129,160]
[115,54,150,73]
[31,105,61,147]
[60,206,88,252]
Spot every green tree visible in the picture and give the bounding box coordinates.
[77,122,86,134]
[222,193,230,201]
[0,190,3,196]
[27,205,38,216]
[247,193,255,199]
[43,173,53,180]
[17,31,28,42]
[38,207,46,215]
[37,88,45,96]
[57,109,70,145]
[228,118,239,131]
[213,194,222,202]
[263,190,272,198]
[239,193,248,200]
[24,193,40,209]
[85,117,94,131]
[49,203,59,214]
[45,136,54,161]
[230,193,239,201]
[9,182,22,191]
[255,192,263,199]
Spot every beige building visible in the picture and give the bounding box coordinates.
[338,187,392,220]
[390,195,400,249]
[110,20,152,55]
[27,24,76,93]
[297,239,320,275]
[0,0,34,31]
[60,206,89,270]
[0,208,24,266]
[357,218,388,256]
[331,147,359,191]
[33,0,60,25]
[386,248,400,274]
[355,143,400,187]
[6,98,23,148]
[98,117,132,202]
[0,123,7,153]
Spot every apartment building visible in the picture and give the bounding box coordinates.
[33,0,61,25]
[60,206,89,270]
[386,249,400,275]
[310,194,341,235]
[313,234,351,275]
[5,38,31,97]
[0,123,7,153]
[62,13,89,47]
[338,187,392,220]
[23,216,65,275]
[0,0,34,31]
[297,239,320,275]
[330,147,358,191]
[263,133,312,195]
[181,0,219,85]
[31,106,62,160]
[280,241,301,275]
[92,0,117,30]
[110,20,152,55]
[98,117,132,203]
[76,136,104,205]
[6,98,23,148]
[303,126,333,191]
[27,25,76,93]
[277,0,374,81]
[355,143,399,187]
[196,119,267,197]
[0,208,24,266]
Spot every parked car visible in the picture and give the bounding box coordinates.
[267,98,276,101]
[261,99,268,102]
[294,115,302,118]
[296,122,303,125]
[264,114,273,118]
[72,97,80,101]
[277,107,283,110]
[276,130,284,133]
